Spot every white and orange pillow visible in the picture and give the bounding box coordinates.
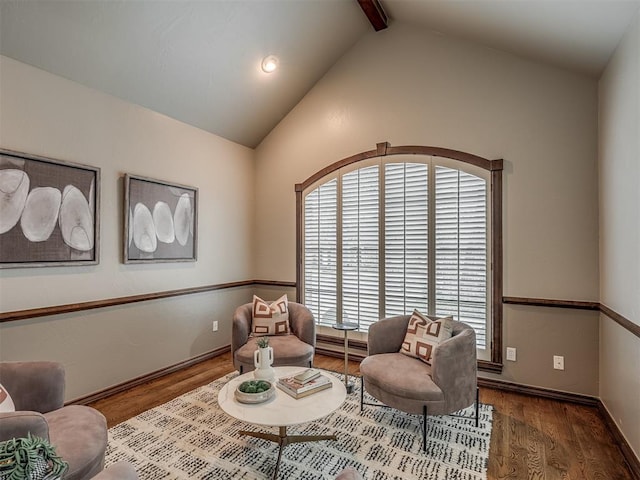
[252,294,290,336]
[400,309,453,364]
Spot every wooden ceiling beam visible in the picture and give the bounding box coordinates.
[357,0,388,31]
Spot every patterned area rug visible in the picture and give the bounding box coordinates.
[106,371,493,479]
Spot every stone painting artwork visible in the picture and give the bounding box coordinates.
[124,174,197,263]
[0,149,100,268]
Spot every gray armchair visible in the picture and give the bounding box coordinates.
[360,315,479,451]
[0,361,108,480]
[232,301,316,373]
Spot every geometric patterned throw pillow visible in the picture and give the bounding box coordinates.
[251,294,290,336]
[399,309,453,364]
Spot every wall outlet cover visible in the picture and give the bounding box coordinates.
[553,355,564,370]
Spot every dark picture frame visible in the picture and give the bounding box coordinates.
[0,148,100,269]
[124,174,198,264]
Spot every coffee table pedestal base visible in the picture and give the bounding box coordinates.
[239,426,336,480]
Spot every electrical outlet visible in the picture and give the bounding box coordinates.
[506,347,517,361]
[212,321,219,332]
[553,355,564,370]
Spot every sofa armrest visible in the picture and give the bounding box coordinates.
[335,467,363,480]
[0,411,49,441]
[431,324,477,411]
[367,315,411,355]
[0,361,65,413]
[288,302,316,347]
[231,304,252,357]
[90,461,138,480]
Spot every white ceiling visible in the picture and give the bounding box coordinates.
[1,0,639,148]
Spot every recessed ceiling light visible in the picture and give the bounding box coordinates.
[261,55,279,73]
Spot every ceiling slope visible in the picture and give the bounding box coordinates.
[1,1,639,148]
[385,0,640,78]
[0,0,370,148]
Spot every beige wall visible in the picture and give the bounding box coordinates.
[498,306,599,393]
[254,23,600,394]
[0,56,255,400]
[598,9,640,459]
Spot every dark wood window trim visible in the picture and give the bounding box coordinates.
[295,142,504,368]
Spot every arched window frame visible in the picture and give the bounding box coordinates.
[295,142,503,372]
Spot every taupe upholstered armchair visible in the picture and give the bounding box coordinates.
[0,361,108,480]
[232,301,316,373]
[360,315,479,451]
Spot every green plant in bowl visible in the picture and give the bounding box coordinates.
[235,379,274,404]
[256,337,270,348]
[238,380,271,394]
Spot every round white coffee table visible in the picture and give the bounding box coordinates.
[218,366,347,479]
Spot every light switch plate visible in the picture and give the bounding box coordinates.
[506,347,517,361]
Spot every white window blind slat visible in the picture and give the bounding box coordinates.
[342,166,380,330]
[304,179,338,327]
[384,162,428,316]
[435,166,487,347]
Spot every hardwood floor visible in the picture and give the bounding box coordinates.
[89,352,634,480]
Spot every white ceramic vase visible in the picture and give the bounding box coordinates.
[253,346,275,381]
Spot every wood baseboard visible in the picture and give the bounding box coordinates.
[597,400,640,480]
[68,345,230,406]
[315,333,368,362]
[315,345,367,362]
[477,377,599,406]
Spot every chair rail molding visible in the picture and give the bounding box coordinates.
[504,296,639,339]
[0,279,295,323]
[4,288,638,341]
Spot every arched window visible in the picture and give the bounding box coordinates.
[296,143,503,368]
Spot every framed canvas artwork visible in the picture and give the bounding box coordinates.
[124,174,198,263]
[0,149,100,268]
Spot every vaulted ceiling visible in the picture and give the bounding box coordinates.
[1,0,638,148]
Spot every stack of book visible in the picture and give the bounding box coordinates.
[276,369,332,399]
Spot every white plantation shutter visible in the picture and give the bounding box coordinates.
[342,166,379,329]
[385,163,429,316]
[302,157,489,352]
[304,179,337,327]
[435,166,487,349]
